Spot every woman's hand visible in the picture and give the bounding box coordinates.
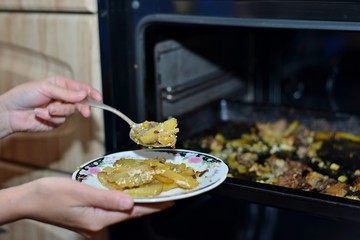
[0,177,174,239]
[0,76,102,137]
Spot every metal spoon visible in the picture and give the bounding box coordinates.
[80,97,178,148]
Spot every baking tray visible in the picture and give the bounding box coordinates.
[177,100,360,222]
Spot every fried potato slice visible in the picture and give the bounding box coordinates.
[105,164,164,189]
[161,182,178,191]
[114,158,147,168]
[161,168,199,189]
[154,174,174,184]
[98,172,121,190]
[125,182,163,197]
[142,160,199,189]
[97,157,200,197]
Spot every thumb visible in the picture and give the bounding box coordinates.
[82,188,134,211]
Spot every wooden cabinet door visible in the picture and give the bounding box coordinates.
[0,220,108,240]
[0,220,86,240]
[0,12,105,173]
[0,0,97,12]
[0,6,110,239]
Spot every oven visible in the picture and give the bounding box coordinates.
[98,1,360,239]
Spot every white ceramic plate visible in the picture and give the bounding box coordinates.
[72,149,228,203]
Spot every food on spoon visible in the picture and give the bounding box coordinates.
[131,117,179,148]
[97,157,203,197]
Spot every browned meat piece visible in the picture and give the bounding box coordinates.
[235,152,258,167]
[272,159,310,189]
[351,178,360,191]
[294,126,314,146]
[256,119,288,144]
[305,171,336,191]
[321,183,349,197]
[266,156,289,177]
[274,170,302,189]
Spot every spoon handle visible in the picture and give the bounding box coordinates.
[81,98,135,126]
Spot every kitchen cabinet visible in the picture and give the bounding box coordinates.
[0,0,107,239]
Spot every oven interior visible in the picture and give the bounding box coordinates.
[140,21,360,120]
[109,17,360,240]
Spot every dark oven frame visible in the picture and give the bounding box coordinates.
[97,1,360,238]
[98,0,360,150]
